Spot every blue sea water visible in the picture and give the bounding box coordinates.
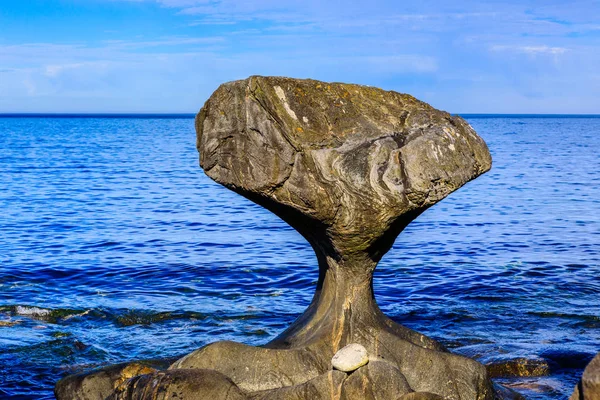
[0,114,598,399]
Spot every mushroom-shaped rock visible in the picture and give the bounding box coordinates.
[332,343,369,372]
[55,76,502,400]
[186,76,496,399]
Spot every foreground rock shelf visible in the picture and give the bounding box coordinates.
[56,76,517,399]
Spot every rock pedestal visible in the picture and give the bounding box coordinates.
[56,76,507,400]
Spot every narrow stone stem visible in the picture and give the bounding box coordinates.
[267,250,381,350]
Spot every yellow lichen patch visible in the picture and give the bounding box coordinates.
[486,358,550,378]
[0,320,21,327]
[113,363,158,389]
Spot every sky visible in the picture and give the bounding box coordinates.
[0,0,599,113]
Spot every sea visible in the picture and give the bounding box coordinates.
[0,114,598,399]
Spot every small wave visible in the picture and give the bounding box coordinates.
[1,305,89,324]
[1,304,215,328]
[112,309,208,327]
[528,311,600,321]
[15,305,50,317]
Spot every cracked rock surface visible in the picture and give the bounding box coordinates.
[55,76,510,400]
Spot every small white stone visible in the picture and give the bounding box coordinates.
[331,343,369,372]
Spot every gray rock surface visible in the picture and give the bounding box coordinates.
[248,370,347,400]
[110,369,247,400]
[54,358,173,400]
[55,76,503,400]
[571,352,600,400]
[332,343,369,372]
[170,340,325,392]
[341,360,412,400]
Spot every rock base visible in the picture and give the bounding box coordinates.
[56,322,522,400]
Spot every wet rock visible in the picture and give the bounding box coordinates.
[110,369,247,400]
[486,358,550,378]
[332,343,369,372]
[55,358,174,400]
[498,379,559,396]
[0,319,21,327]
[571,352,600,400]
[491,383,526,400]
[541,349,595,370]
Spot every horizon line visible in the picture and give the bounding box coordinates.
[1,113,599,119]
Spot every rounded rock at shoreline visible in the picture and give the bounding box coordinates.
[571,352,600,400]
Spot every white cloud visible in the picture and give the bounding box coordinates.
[490,45,569,55]
[104,36,225,49]
[44,63,86,77]
[521,46,568,55]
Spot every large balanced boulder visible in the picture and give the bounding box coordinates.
[197,76,491,264]
[56,76,502,399]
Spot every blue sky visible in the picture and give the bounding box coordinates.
[1,0,599,113]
